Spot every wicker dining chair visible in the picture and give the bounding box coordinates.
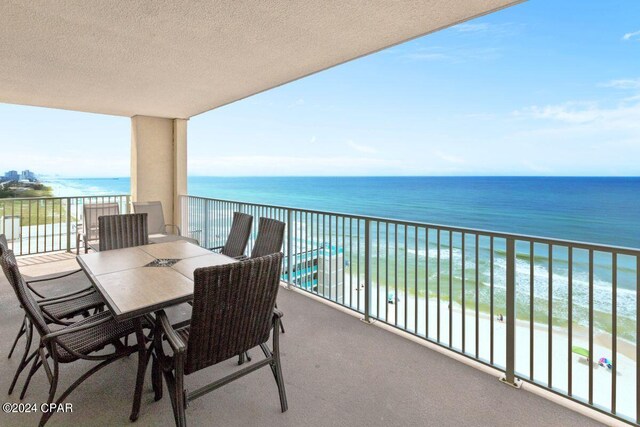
[0,236,105,396]
[246,217,287,341]
[132,201,181,236]
[209,212,253,258]
[98,213,149,251]
[153,253,287,427]
[77,202,120,254]
[250,217,286,258]
[0,250,148,426]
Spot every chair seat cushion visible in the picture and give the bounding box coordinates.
[42,291,105,320]
[55,311,141,363]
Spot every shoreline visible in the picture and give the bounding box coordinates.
[336,282,638,417]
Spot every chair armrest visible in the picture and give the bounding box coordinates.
[164,224,182,236]
[234,255,248,261]
[42,314,112,342]
[273,308,284,320]
[208,246,223,252]
[26,268,83,285]
[38,289,96,307]
[156,310,186,353]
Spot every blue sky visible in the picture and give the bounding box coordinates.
[1,0,639,177]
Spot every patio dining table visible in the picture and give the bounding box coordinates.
[76,240,238,321]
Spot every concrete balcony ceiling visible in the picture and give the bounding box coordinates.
[0,0,522,119]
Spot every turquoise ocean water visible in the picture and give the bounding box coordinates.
[46,176,640,247]
[44,176,640,338]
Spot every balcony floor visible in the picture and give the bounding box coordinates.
[0,253,605,426]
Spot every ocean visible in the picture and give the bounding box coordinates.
[44,176,640,339]
[46,176,640,247]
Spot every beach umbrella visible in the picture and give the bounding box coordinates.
[598,357,613,369]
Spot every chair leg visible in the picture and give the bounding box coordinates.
[162,370,180,426]
[272,318,288,412]
[152,331,163,402]
[174,356,187,427]
[9,321,33,395]
[41,352,131,425]
[20,352,44,400]
[237,351,252,365]
[273,351,288,412]
[38,359,59,427]
[130,323,147,421]
[8,315,27,359]
[152,354,163,401]
[9,350,37,395]
[161,359,186,427]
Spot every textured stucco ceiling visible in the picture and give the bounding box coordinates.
[0,0,522,119]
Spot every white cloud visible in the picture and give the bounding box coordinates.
[288,98,305,108]
[347,140,378,154]
[622,30,640,41]
[454,23,490,33]
[515,102,601,124]
[515,100,640,129]
[189,155,401,176]
[403,46,502,63]
[434,150,465,164]
[404,52,449,61]
[602,78,640,90]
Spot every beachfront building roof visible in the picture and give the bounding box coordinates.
[0,0,522,226]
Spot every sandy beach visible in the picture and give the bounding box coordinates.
[325,280,638,420]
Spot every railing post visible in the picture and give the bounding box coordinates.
[361,219,372,323]
[65,198,71,253]
[500,237,521,388]
[204,199,210,248]
[287,209,293,289]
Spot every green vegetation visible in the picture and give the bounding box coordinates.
[0,181,53,198]
[0,184,71,226]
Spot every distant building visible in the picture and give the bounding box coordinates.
[21,170,36,181]
[4,170,19,181]
[283,243,345,303]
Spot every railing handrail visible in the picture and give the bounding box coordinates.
[0,194,131,256]
[181,194,640,425]
[0,194,130,202]
[183,194,640,256]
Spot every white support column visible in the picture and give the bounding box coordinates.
[173,118,188,229]
[131,115,188,228]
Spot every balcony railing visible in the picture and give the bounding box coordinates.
[1,194,636,423]
[0,195,130,255]
[181,194,640,426]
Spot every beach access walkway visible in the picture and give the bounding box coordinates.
[0,252,608,426]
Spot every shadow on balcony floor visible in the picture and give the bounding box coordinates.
[0,256,605,426]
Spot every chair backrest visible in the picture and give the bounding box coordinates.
[98,213,149,251]
[250,217,286,258]
[83,203,120,241]
[132,201,166,235]
[0,234,7,252]
[185,252,283,374]
[0,247,50,337]
[221,212,253,258]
